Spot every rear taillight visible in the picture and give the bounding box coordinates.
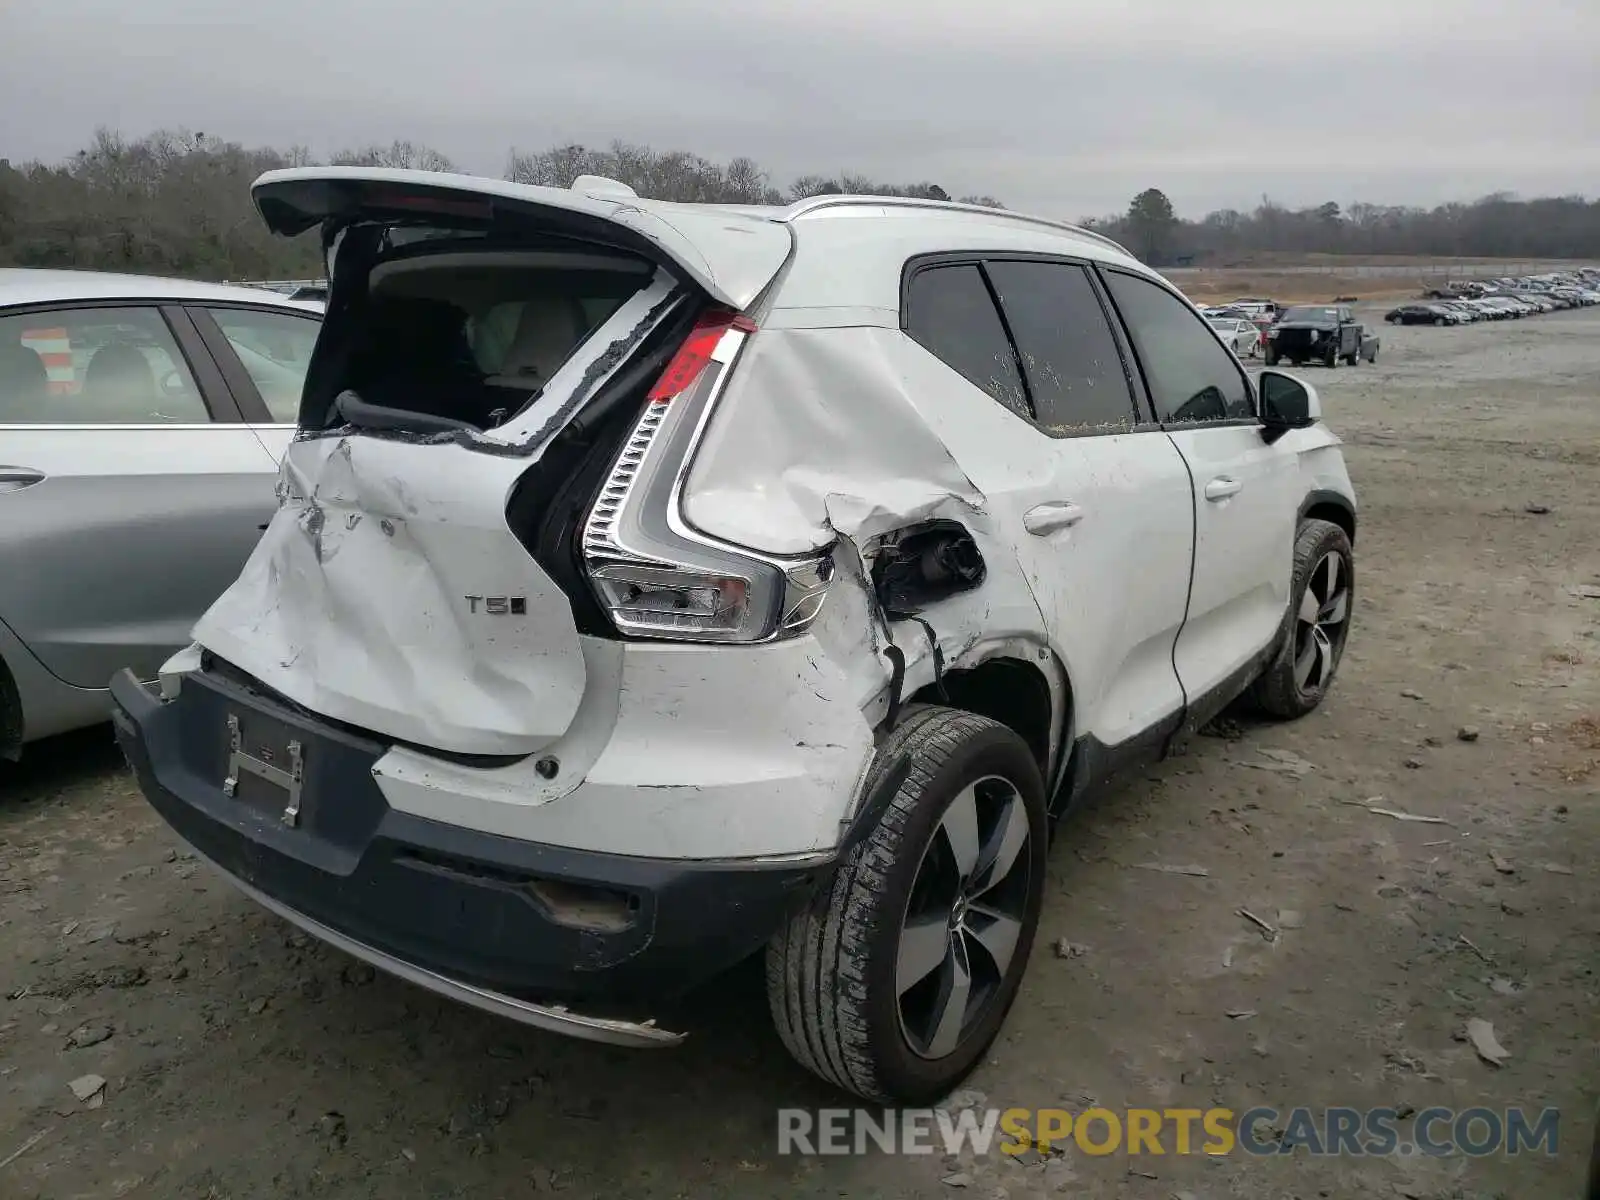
[647,311,756,403]
[581,308,832,644]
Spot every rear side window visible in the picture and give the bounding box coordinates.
[1101,270,1254,424]
[984,260,1140,434]
[904,264,1028,420]
[207,307,321,423]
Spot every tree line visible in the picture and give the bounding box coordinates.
[0,129,999,280]
[0,129,1594,280]
[1095,187,1600,266]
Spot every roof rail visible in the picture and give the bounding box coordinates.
[782,195,1135,258]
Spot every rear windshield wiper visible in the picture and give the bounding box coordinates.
[330,389,480,435]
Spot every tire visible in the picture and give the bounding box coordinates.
[1344,348,1359,366]
[1249,518,1354,720]
[1387,315,1400,324]
[1263,348,1278,366]
[1434,317,1445,326]
[1324,346,1338,369]
[766,706,1048,1104]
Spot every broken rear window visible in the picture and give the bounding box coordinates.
[331,244,655,433]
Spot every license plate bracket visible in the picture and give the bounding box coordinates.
[222,713,305,827]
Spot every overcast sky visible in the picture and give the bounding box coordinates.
[3,0,1596,219]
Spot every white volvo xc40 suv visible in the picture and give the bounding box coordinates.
[114,168,1357,1104]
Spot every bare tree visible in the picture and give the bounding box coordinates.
[330,140,455,172]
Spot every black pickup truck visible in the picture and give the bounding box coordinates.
[1264,304,1368,367]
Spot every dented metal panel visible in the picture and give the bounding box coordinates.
[678,325,1064,758]
[192,434,588,757]
[680,327,989,555]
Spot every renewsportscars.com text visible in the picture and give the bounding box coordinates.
[777,1106,1561,1158]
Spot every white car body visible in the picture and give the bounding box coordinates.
[113,168,1358,1102]
[1206,316,1261,357]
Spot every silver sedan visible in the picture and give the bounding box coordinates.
[0,269,319,757]
[1206,315,1262,358]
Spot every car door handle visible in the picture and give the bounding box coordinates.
[1204,476,1243,502]
[1023,501,1085,535]
[0,466,45,494]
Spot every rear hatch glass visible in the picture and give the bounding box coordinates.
[319,240,659,435]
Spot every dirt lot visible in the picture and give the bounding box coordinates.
[3,307,1599,1199]
[1177,273,1421,306]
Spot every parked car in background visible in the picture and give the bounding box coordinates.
[1206,315,1261,357]
[1386,304,1439,325]
[1266,304,1365,365]
[0,269,320,758]
[1228,297,1279,320]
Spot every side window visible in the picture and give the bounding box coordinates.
[984,260,1140,434]
[0,307,207,425]
[208,307,321,423]
[1101,270,1254,425]
[904,264,1029,420]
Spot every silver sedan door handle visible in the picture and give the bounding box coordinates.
[0,466,45,494]
[1023,501,1085,536]
[1203,476,1243,502]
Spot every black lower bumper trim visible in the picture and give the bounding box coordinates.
[111,669,832,1007]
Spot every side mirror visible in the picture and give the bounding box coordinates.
[1258,370,1320,444]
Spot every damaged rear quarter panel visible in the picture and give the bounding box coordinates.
[680,325,1059,733]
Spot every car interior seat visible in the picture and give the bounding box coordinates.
[486,294,589,392]
[0,344,50,421]
[352,295,502,427]
[82,343,158,418]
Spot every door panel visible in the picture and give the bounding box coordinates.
[1163,425,1299,698]
[902,259,1194,754]
[0,304,280,690]
[1096,267,1300,705]
[0,427,282,687]
[893,358,1195,751]
[1009,433,1196,748]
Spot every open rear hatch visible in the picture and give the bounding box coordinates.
[189,169,793,757]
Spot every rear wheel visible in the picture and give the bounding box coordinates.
[1434,316,1446,326]
[766,707,1047,1103]
[1263,347,1279,366]
[1251,518,1354,720]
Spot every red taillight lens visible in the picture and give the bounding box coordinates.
[647,310,757,403]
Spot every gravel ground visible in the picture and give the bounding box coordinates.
[3,306,1598,1200]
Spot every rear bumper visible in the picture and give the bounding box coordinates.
[111,667,833,1029]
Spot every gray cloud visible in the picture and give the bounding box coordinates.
[2,0,1595,217]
